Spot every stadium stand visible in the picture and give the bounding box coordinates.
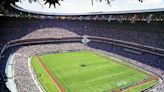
[0,16,164,92]
[0,1,164,91]
[0,16,164,91]
[1,40,163,92]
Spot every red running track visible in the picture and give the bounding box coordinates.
[36,55,65,92]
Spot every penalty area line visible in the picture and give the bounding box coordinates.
[36,55,65,92]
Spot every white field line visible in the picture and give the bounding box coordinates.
[28,57,44,92]
[39,60,65,92]
[36,56,65,92]
[69,70,130,87]
[50,74,63,92]
[110,57,122,61]
[52,67,73,92]
[37,55,72,92]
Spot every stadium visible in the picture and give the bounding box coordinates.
[0,0,164,92]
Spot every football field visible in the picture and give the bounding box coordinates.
[31,50,158,92]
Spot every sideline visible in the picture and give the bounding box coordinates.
[36,55,65,92]
[28,56,45,92]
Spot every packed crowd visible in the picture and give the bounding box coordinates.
[0,18,164,49]
[14,54,39,92]
[13,43,87,92]
[11,42,164,92]
[0,17,164,92]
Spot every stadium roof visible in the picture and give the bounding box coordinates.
[11,0,164,15]
[11,4,164,16]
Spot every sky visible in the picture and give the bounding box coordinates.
[15,0,164,14]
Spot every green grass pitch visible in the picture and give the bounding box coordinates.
[31,50,158,92]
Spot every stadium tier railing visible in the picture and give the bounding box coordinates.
[88,36,164,56]
[1,36,164,57]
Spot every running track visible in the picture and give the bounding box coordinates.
[36,55,65,92]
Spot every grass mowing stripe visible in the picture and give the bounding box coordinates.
[42,50,146,91]
[36,56,65,92]
[91,51,149,75]
[32,50,158,92]
[124,80,158,92]
[47,64,73,92]
[31,57,59,92]
[75,70,132,85]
